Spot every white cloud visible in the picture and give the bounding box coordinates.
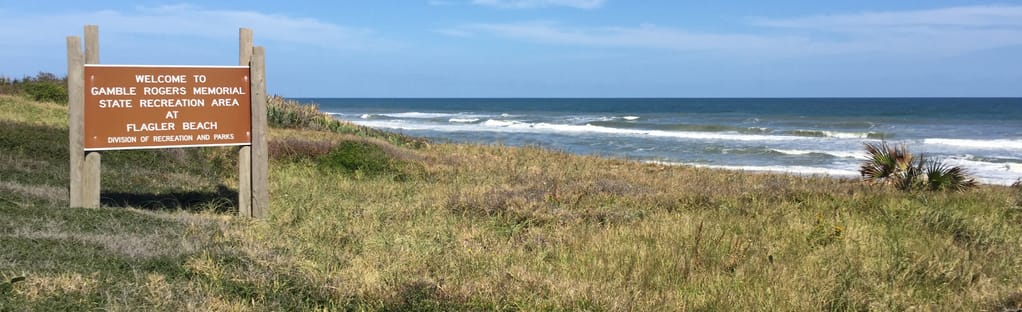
[0,4,387,50]
[457,21,809,53]
[752,5,1022,29]
[470,0,604,9]
[443,5,1022,58]
[751,5,1022,57]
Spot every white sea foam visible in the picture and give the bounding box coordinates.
[567,116,610,123]
[792,129,879,139]
[941,156,1022,185]
[354,118,822,142]
[827,151,870,160]
[488,120,816,141]
[360,114,371,119]
[772,149,867,160]
[924,138,1022,150]
[381,112,460,119]
[945,157,1022,174]
[481,119,524,127]
[567,115,639,123]
[650,161,860,177]
[772,149,812,155]
[822,131,874,139]
[449,118,480,123]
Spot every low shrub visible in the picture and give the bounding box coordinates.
[1,72,68,104]
[23,82,67,103]
[269,138,335,162]
[317,140,398,176]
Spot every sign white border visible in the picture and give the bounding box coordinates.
[83,65,253,151]
[85,64,250,69]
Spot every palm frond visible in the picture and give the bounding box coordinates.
[923,160,977,192]
[860,141,914,186]
[859,141,976,192]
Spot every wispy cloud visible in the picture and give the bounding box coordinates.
[469,0,604,9]
[442,5,1022,58]
[454,21,809,53]
[752,5,1022,29]
[752,5,1022,57]
[0,4,388,50]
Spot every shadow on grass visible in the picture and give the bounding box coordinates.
[0,236,342,310]
[100,184,238,214]
[1,120,240,215]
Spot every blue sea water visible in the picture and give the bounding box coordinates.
[301,98,1022,185]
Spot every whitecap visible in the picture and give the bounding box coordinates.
[941,156,1022,185]
[924,138,1022,150]
[449,118,480,123]
[772,149,867,160]
[381,112,458,119]
[821,131,872,139]
[788,129,884,139]
[649,161,860,177]
[481,119,523,127]
[772,149,813,155]
[352,119,817,142]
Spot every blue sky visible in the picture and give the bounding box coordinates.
[2,0,1021,97]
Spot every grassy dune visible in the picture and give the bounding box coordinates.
[2,94,1021,310]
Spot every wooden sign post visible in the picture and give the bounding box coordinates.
[67,25,268,218]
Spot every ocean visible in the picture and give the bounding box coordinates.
[299,98,1022,186]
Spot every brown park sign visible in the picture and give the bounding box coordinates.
[83,65,252,150]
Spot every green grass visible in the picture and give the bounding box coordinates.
[2,95,1021,310]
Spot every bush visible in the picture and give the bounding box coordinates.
[269,138,335,162]
[23,81,67,103]
[267,95,326,130]
[317,141,397,176]
[0,72,68,104]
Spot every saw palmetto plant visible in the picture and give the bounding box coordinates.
[860,141,976,192]
[860,141,915,187]
[923,160,978,191]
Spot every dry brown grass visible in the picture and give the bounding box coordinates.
[244,140,1021,310]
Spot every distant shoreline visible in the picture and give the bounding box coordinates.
[311,97,1022,186]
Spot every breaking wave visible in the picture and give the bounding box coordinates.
[924,138,1022,150]
[787,130,887,139]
